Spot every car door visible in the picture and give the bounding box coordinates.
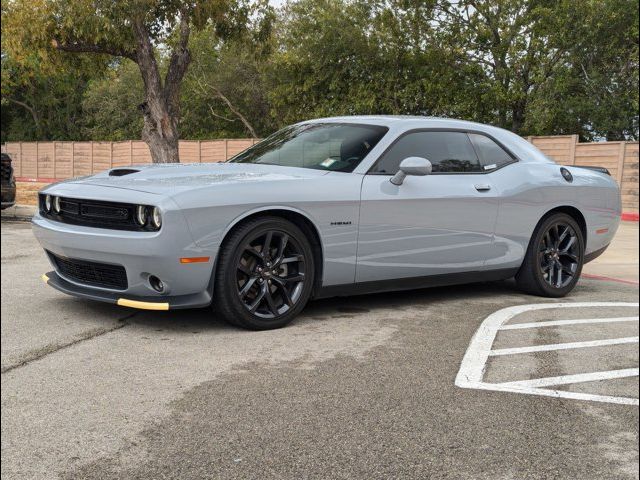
[356,130,501,283]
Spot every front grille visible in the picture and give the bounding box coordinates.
[49,251,128,290]
[39,195,152,231]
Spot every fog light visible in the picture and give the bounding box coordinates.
[44,195,52,212]
[149,275,165,293]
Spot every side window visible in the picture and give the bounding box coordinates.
[372,131,482,174]
[468,133,514,169]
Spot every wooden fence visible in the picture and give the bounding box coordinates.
[0,139,260,180]
[2,135,638,212]
[528,135,638,213]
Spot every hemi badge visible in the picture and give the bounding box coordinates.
[180,257,211,264]
[596,228,609,234]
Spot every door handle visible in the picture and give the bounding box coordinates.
[475,184,491,192]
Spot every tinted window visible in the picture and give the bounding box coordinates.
[230,123,388,173]
[372,131,482,174]
[468,133,514,169]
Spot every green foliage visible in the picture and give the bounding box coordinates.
[80,61,144,141]
[523,0,639,140]
[1,0,638,143]
[1,51,107,141]
[180,20,273,138]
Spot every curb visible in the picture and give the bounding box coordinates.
[582,273,640,286]
[1,204,36,221]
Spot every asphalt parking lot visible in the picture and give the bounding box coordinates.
[1,220,638,480]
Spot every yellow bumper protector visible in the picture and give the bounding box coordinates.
[117,298,170,311]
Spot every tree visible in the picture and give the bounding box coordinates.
[266,0,479,126]
[2,0,266,162]
[436,0,639,139]
[524,0,639,140]
[1,51,106,141]
[81,61,145,141]
[182,18,274,139]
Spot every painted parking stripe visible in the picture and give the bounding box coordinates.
[500,368,639,389]
[489,336,639,356]
[461,382,639,406]
[455,302,639,405]
[500,316,638,330]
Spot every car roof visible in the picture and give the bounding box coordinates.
[306,115,505,130]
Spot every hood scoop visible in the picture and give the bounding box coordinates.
[109,168,141,177]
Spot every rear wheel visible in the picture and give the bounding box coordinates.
[213,216,315,330]
[515,213,584,297]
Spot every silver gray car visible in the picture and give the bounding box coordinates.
[33,116,621,329]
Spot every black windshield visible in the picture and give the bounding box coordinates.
[229,123,388,172]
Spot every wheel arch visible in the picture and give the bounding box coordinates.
[216,206,325,296]
[539,205,588,245]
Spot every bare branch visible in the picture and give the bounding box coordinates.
[51,39,136,61]
[212,87,258,138]
[2,96,40,131]
[207,104,236,122]
[194,76,258,138]
[164,10,192,108]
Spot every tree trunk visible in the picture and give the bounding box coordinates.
[512,102,526,134]
[139,101,180,163]
[133,15,190,163]
[51,16,190,163]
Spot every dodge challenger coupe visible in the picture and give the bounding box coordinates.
[33,117,621,329]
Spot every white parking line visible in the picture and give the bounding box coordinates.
[489,336,639,356]
[455,302,640,405]
[500,317,639,330]
[500,368,639,388]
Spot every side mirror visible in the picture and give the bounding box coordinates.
[390,157,432,185]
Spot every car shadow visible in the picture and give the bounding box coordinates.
[62,279,525,333]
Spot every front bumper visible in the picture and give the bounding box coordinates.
[32,203,218,309]
[41,271,211,310]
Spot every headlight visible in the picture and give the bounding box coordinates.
[44,195,52,212]
[135,205,148,226]
[52,196,61,214]
[150,207,162,229]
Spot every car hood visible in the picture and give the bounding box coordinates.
[64,162,330,195]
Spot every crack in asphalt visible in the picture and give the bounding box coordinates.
[1,312,139,374]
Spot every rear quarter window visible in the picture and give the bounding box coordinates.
[468,133,515,170]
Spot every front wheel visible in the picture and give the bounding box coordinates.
[515,213,585,297]
[213,216,315,330]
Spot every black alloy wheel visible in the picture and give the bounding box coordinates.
[516,213,584,298]
[214,216,315,330]
[236,230,306,319]
[538,222,580,289]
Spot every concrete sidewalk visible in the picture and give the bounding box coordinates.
[583,222,639,283]
[0,204,36,220]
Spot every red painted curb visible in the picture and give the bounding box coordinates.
[582,273,639,286]
[621,212,639,222]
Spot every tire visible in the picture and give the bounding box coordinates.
[213,216,315,330]
[515,212,585,298]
